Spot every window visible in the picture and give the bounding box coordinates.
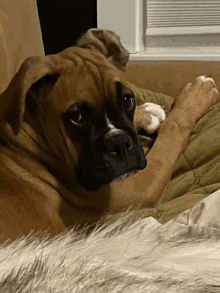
[147,0,220,36]
[97,0,220,60]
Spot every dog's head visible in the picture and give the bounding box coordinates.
[0,29,146,191]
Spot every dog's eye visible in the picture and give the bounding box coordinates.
[123,94,135,111]
[69,111,83,124]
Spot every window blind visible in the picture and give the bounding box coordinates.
[146,0,220,35]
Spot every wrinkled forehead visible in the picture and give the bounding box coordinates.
[51,47,129,112]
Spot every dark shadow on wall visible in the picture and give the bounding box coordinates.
[36,0,97,55]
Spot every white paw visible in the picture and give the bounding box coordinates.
[197,75,216,85]
[140,102,166,135]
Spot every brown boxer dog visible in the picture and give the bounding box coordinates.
[0,29,218,243]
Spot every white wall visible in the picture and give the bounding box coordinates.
[97,0,144,53]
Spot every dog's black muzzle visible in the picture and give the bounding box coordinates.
[101,128,146,180]
[103,128,146,169]
[76,127,146,191]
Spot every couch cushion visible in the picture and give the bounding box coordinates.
[126,60,220,98]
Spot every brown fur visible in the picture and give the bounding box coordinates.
[0,29,218,244]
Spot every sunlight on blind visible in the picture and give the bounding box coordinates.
[147,0,220,35]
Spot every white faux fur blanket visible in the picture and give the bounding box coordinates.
[0,211,219,293]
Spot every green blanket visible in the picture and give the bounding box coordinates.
[106,83,220,225]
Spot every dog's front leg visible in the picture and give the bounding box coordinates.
[108,76,219,213]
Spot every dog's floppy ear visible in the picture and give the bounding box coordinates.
[76,29,130,72]
[0,56,60,135]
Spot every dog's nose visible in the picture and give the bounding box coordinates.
[104,129,133,157]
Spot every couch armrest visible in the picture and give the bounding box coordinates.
[0,0,44,93]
